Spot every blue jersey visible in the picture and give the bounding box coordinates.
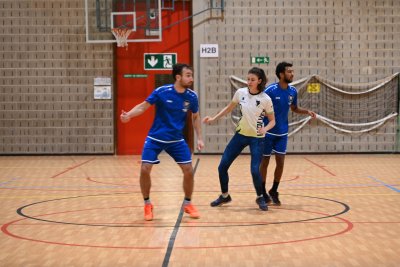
[263,82,298,135]
[146,84,199,142]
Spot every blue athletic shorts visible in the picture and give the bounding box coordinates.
[141,137,192,164]
[263,133,288,156]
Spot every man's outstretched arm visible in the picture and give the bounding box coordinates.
[120,101,152,123]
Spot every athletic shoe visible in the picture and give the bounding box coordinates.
[144,203,153,221]
[264,193,272,204]
[184,203,200,219]
[268,190,281,206]
[210,194,232,207]
[256,197,268,211]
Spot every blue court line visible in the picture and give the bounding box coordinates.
[367,176,400,193]
[0,177,20,186]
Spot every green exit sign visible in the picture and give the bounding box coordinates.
[123,74,148,78]
[144,53,177,70]
[251,56,270,64]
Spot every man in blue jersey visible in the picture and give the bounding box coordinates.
[261,62,316,205]
[120,63,204,221]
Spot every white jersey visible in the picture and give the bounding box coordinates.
[232,87,274,138]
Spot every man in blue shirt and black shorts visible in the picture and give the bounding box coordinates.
[261,62,316,205]
[120,63,204,221]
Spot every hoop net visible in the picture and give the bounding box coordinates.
[111,28,132,49]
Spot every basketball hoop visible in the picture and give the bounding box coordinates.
[111,28,132,49]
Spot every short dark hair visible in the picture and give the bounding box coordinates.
[172,63,193,81]
[275,62,293,79]
[248,67,268,92]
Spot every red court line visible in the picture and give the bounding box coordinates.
[51,158,96,178]
[176,214,353,249]
[303,157,336,176]
[86,177,133,186]
[9,221,400,226]
[1,218,165,250]
[283,175,301,182]
[1,207,353,249]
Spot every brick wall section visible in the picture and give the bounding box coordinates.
[0,0,114,154]
[194,0,400,153]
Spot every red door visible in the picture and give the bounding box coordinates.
[116,3,192,154]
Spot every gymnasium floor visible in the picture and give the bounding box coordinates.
[0,154,399,267]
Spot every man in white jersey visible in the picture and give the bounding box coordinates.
[261,62,316,205]
[203,67,275,211]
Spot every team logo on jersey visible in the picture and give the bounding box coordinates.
[257,112,265,136]
[182,100,190,112]
[288,95,294,105]
[256,100,261,107]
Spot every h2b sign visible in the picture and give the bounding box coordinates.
[200,44,219,58]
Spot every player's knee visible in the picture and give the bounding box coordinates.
[183,169,193,176]
[180,164,193,175]
[141,163,152,174]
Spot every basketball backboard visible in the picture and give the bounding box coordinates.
[85,0,162,43]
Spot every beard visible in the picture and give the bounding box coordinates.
[284,77,293,83]
[181,81,193,88]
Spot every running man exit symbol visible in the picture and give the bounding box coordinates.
[144,53,177,70]
[164,55,173,68]
[251,56,270,64]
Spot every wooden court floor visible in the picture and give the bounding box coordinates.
[0,154,399,267]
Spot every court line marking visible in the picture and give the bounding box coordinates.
[13,193,350,229]
[9,220,400,226]
[366,175,400,193]
[162,158,200,267]
[1,190,397,200]
[1,217,165,250]
[0,185,127,189]
[1,206,353,250]
[0,177,20,186]
[303,157,336,176]
[51,158,95,178]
